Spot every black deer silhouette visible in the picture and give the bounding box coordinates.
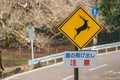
[73,15,90,40]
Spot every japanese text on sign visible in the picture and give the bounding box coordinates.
[66,52,95,58]
[64,51,96,68]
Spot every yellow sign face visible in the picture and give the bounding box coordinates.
[58,6,103,49]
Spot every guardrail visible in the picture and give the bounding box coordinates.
[29,42,120,66]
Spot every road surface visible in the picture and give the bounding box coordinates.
[6,51,120,80]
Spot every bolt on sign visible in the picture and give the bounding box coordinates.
[64,51,96,68]
[58,6,103,49]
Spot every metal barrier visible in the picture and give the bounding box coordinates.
[29,42,120,66]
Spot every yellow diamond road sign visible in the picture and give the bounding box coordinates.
[58,6,103,49]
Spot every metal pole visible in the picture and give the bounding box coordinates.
[31,40,34,68]
[93,0,98,46]
[28,26,35,69]
[74,46,79,80]
[95,0,98,8]
[74,68,79,80]
[31,40,34,60]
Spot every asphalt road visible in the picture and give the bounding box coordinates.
[6,51,120,80]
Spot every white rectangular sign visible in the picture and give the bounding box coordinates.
[64,50,96,68]
[28,26,35,40]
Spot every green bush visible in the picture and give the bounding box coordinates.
[99,0,120,27]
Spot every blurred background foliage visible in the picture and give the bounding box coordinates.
[98,0,120,44]
[99,0,120,27]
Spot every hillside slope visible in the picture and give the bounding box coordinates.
[0,0,96,49]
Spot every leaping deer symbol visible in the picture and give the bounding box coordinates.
[73,15,90,40]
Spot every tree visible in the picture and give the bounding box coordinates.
[0,49,4,71]
[99,0,120,28]
[98,0,120,44]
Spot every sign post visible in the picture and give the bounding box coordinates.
[31,40,34,62]
[91,0,99,46]
[58,5,103,80]
[28,26,35,68]
[74,46,79,80]
[74,67,79,80]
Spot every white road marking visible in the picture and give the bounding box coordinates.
[62,75,73,80]
[89,64,108,71]
[6,50,115,80]
[62,64,108,80]
[5,62,63,80]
